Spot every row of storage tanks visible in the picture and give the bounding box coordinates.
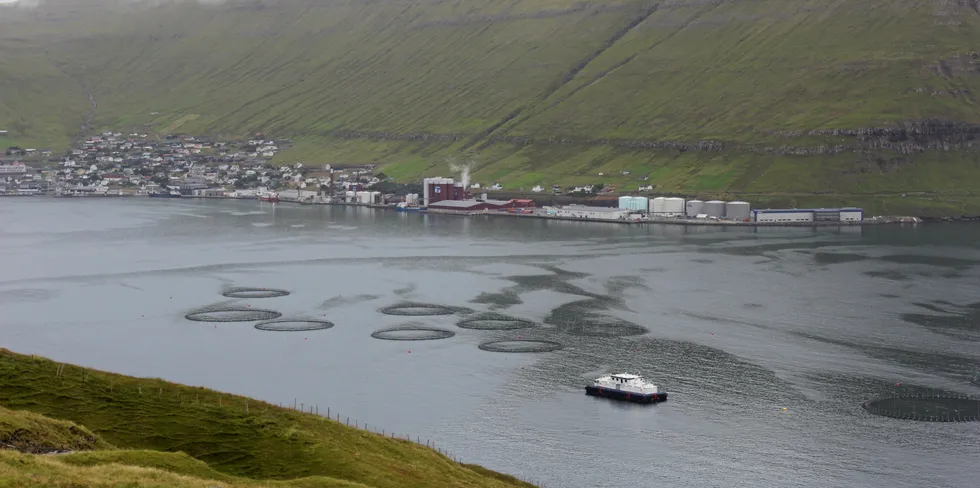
[618,196,751,219]
[345,190,382,204]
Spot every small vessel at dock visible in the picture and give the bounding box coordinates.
[396,202,423,212]
[585,373,667,404]
[257,190,280,203]
[149,190,182,198]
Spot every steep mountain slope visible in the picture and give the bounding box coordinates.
[3,0,980,214]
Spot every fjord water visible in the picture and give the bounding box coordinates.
[1,198,979,488]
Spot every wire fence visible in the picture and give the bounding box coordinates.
[32,357,548,487]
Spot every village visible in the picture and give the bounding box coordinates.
[0,132,386,199]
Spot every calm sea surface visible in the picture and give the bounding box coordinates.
[1,197,979,488]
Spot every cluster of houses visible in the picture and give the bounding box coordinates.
[3,131,385,197]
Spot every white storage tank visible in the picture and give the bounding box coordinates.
[664,197,685,215]
[651,197,667,215]
[726,201,751,220]
[405,193,419,204]
[345,190,355,203]
[686,199,704,217]
[618,196,633,209]
[704,200,726,218]
[631,196,649,212]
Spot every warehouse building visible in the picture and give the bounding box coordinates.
[752,208,863,223]
[546,205,631,220]
[427,198,536,213]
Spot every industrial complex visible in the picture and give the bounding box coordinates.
[615,195,862,224]
[398,176,867,225]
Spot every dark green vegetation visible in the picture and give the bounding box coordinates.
[0,405,112,454]
[0,349,534,488]
[3,0,980,215]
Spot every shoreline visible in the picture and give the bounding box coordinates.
[15,193,932,227]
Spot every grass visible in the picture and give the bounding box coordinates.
[0,405,112,454]
[0,450,371,488]
[0,349,535,488]
[1,0,980,215]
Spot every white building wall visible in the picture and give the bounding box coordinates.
[840,210,863,222]
[754,211,814,223]
[554,208,630,220]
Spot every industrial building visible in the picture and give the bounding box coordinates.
[423,176,468,207]
[545,205,631,221]
[752,208,864,223]
[427,198,536,213]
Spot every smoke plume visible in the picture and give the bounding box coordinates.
[446,155,475,189]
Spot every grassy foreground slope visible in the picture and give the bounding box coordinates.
[2,0,980,214]
[0,349,534,488]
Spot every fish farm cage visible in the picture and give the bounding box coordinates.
[185,306,282,323]
[254,319,335,332]
[222,287,291,299]
[862,394,980,422]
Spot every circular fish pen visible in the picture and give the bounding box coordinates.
[185,307,282,323]
[862,395,980,422]
[222,287,291,299]
[255,319,335,332]
[370,327,456,341]
[557,321,649,338]
[379,302,468,317]
[478,340,564,353]
[457,314,535,331]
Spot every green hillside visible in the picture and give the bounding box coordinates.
[2,0,980,214]
[0,349,534,488]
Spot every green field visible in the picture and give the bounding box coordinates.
[0,349,534,488]
[2,0,980,215]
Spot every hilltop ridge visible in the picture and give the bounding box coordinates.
[2,0,980,214]
[0,348,535,488]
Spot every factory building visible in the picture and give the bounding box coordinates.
[752,208,864,223]
[422,177,469,207]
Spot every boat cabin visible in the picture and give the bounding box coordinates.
[611,373,641,383]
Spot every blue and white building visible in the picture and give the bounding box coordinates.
[752,208,863,223]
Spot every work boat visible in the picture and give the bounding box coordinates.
[585,373,667,404]
[257,190,280,203]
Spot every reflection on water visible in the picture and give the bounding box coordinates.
[1,198,980,488]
